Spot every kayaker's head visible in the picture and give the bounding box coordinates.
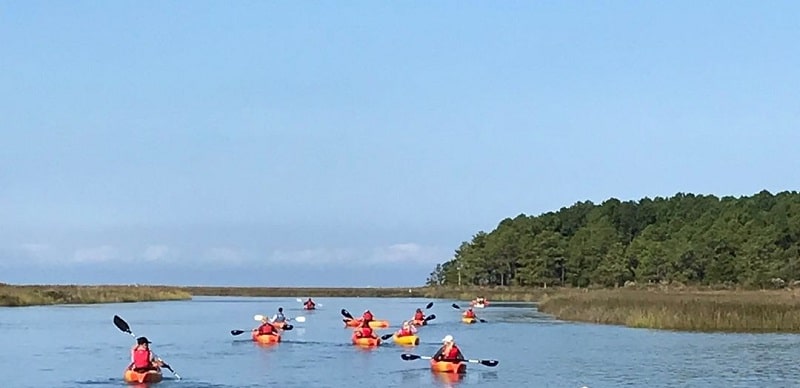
[441,335,454,344]
[468,307,473,311]
[137,337,151,346]
[278,307,283,313]
[416,308,422,313]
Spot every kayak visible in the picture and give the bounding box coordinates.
[272,321,290,330]
[351,334,381,347]
[251,331,281,344]
[461,317,477,324]
[303,304,316,310]
[430,359,467,374]
[123,368,163,383]
[411,319,427,326]
[344,318,390,328]
[392,334,420,346]
[470,300,488,308]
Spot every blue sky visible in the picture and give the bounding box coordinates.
[1,2,798,286]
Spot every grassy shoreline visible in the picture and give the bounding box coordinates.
[5,284,800,333]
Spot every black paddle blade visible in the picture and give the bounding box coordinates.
[451,303,460,309]
[113,315,131,334]
[231,330,246,336]
[424,314,436,322]
[425,302,434,309]
[479,319,487,323]
[341,309,354,319]
[481,360,499,367]
[381,333,394,340]
[283,324,293,331]
[400,353,421,361]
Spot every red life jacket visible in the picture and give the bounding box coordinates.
[414,312,425,320]
[464,310,475,318]
[445,345,461,359]
[133,348,151,368]
[258,323,275,335]
[398,327,413,336]
[359,327,373,337]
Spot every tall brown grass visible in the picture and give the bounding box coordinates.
[537,288,800,332]
[0,285,191,307]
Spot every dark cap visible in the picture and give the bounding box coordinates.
[137,337,152,345]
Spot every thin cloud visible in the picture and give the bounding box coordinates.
[73,245,118,263]
[202,247,246,265]
[142,244,174,262]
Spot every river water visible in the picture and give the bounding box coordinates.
[1,296,799,387]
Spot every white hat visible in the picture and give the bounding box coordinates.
[441,335,454,343]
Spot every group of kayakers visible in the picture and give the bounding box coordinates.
[128,296,481,371]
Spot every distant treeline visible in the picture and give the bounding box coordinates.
[427,190,800,289]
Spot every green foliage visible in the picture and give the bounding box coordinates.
[431,190,800,288]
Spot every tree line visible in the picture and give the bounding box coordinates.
[427,190,800,288]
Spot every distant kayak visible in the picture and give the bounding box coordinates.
[410,319,427,326]
[344,318,389,328]
[251,331,281,344]
[393,334,420,346]
[461,317,477,324]
[124,368,163,383]
[430,359,466,374]
[303,305,316,310]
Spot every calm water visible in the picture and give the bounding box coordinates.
[2,296,800,387]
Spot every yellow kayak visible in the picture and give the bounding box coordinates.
[461,317,477,324]
[392,334,420,346]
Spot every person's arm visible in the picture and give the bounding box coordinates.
[455,348,465,361]
[432,346,445,360]
[271,314,278,322]
[410,326,418,334]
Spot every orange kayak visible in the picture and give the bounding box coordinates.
[123,368,163,383]
[344,318,389,328]
[430,359,466,374]
[351,334,381,347]
[411,319,427,326]
[303,304,316,310]
[251,331,281,344]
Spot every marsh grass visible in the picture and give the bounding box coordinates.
[0,284,191,307]
[537,288,800,333]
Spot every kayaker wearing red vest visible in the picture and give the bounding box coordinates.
[433,335,465,362]
[396,321,417,337]
[254,318,279,336]
[128,337,161,373]
[354,320,377,339]
[413,308,425,321]
[463,307,476,318]
[304,298,316,309]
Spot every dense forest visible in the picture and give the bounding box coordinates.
[427,190,800,288]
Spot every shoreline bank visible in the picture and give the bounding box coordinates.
[5,284,800,333]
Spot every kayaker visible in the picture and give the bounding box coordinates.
[254,317,279,336]
[304,298,316,309]
[362,309,374,322]
[354,320,377,339]
[271,307,287,323]
[413,308,425,321]
[396,321,417,337]
[476,296,485,304]
[128,337,161,373]
[463,307,476,319]
[433,335,465,362]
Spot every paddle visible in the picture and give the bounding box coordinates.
[423,314,437,323]
[341,309,355,320]
[112,315,181,380]
[450,304,487,322]
[425,301,434,309]
[252,315,294,330]
[254,314,305,323]
[380,333,395,341]
[400,353,499,367]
